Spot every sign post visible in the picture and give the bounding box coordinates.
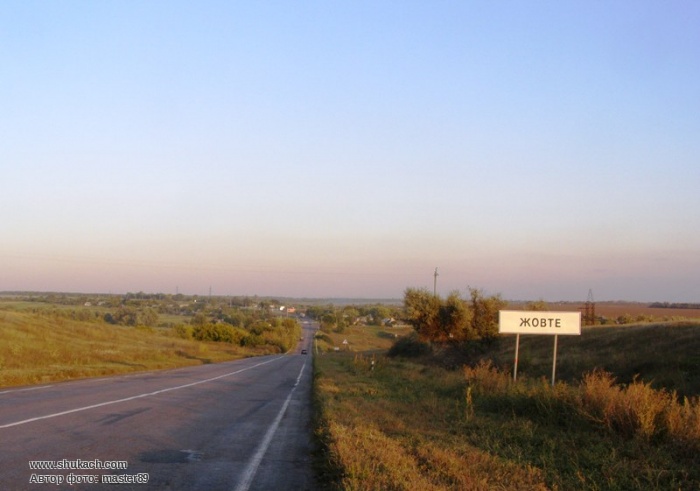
[499,311,581,386]
[513,333,520,382]
[552,334,558,387]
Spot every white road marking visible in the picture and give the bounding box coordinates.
[233,361,307,491]
[0,357,284,429]
[0,385,54,395]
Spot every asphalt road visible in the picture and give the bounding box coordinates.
[0,322,317,491]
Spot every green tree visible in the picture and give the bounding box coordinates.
[468,287,507,340]
[404,287,505,342]
[320,313,336,332]
[112,306,138,326]
[369,305,391,326]
[140,308,159,326]
[248,320,272,335]
[404,288,471,341]
[439,291,471,340]
[342,307,360,325]
[404,287,440,341]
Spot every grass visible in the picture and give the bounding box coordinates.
[488,322,700,398]
[313,323,700,490]
[313,325,413,354]
[0,307,250,387]
[314,352,550,490]
[4,297,699,488]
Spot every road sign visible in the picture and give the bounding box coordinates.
[499,310,581,336]
[499,310,582,386]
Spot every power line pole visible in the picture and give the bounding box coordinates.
[585,289,595,326]
[579,289,596,326]
[433,267,439,296]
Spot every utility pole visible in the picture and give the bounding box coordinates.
[585,289,595,326]
[433,267,439,296]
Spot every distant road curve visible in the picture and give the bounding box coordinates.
[0,323,317,490]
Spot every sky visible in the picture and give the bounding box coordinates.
[2,1,699,302]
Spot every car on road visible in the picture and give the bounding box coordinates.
[301,349,307,355]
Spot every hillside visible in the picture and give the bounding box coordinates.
[0,305,259,388]
[472,321,700,397]
[313,322,700,490]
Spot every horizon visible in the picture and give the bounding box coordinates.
[2,289,695,306]
[2,2,699,303]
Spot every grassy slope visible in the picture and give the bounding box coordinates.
[313,322,700,490]
[488,322,700,397]
[0,308,247,387]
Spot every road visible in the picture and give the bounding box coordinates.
[0,322,318,490]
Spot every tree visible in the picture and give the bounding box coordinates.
[320,313,336,332]
[140,308,159,326]
[368,305,391,326]
[404,287,440,341]
[342,307,360,323]
[404,288,471,341]
[404,287,506,342]
[439,291,471,340]
[112,306,138,326]
[468,287,507,340]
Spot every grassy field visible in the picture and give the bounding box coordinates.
[0,307,256,388]
[508,301,700,324]
[486,322,700,398]
[313,324,413,354]
[313,323,700,490]
[3,294,699,488]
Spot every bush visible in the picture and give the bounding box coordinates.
[388,333,431,358]
[192,323,244,344]
[241,333,264,347]
[464,363,700,451]
[578,370,700,446]
[463,360,511,395]
[174,324,192,340]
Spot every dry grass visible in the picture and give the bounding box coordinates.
[0,308,246,387]
[314,325,413,354]
[314,324,700,490]
[490,322,700,398]
[577,369,700,445]
[314,350,550,490]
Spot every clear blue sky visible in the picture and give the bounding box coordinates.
[2,1,699,301]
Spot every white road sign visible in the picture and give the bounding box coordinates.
[499,310,581,336]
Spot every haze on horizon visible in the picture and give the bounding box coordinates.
[2,2,699,303]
